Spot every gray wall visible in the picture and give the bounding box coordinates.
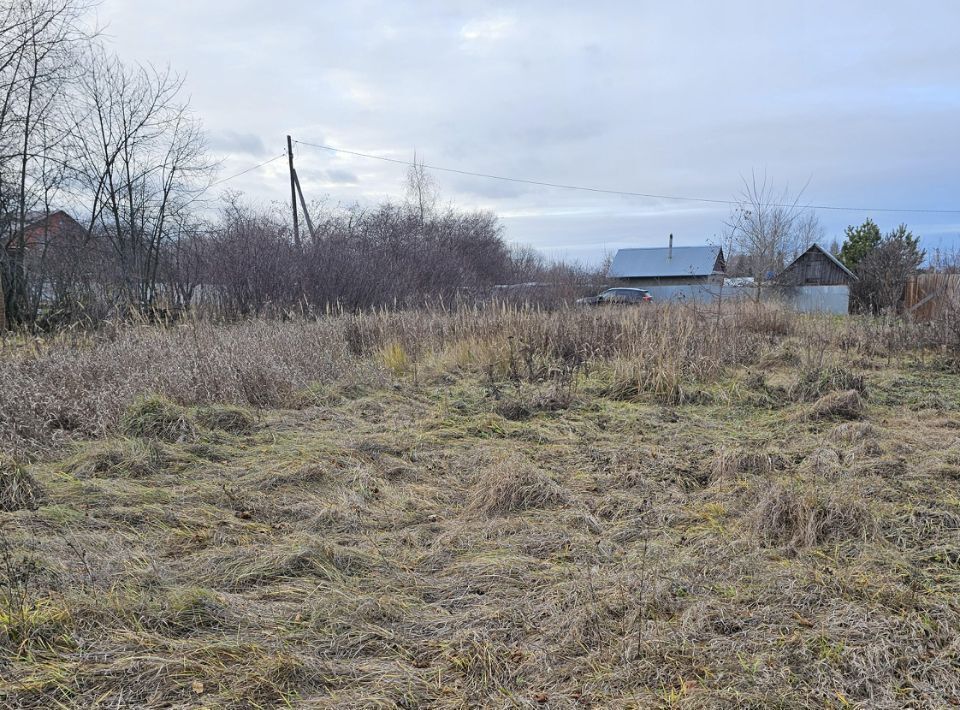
[643,284,849,315]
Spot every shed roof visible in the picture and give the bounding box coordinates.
[608,245,724,278]
[782,243,857,281]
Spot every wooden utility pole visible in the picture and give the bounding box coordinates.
[293,171,317,240]
[0,269,6,331]
[287,135,301,249]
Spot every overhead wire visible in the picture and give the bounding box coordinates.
[292,138,960,215]
[207,152,287,189]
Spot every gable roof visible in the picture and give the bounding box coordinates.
[24,210,80,230]
[20,210,84,249]
[782,243,857,281]
[608,245,724,279]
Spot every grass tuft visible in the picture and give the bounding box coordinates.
[121,395,196,442]
[710,447,784,482]
[380,340,411,376]
[806,389,865,420]
[829,421,878,443]
[157,586,231,634]
[65,438,175,479]
[798,447,843,478]
[751,480,874,549]
[200,539,369,590]
[792,365,867,402]
[194,404,255,434]
[466,457,569,517]
[0,457,45,511]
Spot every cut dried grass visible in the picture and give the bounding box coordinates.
[4,305,960,707]
[198,538,370,590]
[710,447,785,482]
[121,395,196,442]
[830,421,878,443]
[493,383,575,421]
[151,586,232,635]
[194,404,255,434]
[466,457,569,517]
[806,389,865,421]
[0,457,45,511]
[65,438,176,479]
[798,447,844,478]
[792,366,867,402]
[751,480,874,549]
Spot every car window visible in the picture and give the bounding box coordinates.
[602,288,648,301]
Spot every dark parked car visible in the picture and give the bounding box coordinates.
[576,287,653,306]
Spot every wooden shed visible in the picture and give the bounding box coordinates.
[776,244,856,287]
[768,244,855,314]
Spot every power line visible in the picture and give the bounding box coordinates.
[207,152,287,189]
[293,138,960,216]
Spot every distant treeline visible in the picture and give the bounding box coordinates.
[0,1,597,329]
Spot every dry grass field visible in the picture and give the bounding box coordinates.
[2,304,960,708]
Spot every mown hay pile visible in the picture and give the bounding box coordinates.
[0,457,44,511]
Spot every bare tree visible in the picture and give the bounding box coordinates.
[795,210,825,252]
[159,220,207,309]
[405,153,437,224]
[723,172,815,296]
[69,47,211,311]
[0,0,92,326]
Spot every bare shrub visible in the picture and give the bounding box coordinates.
[751,480,874,549]
[467,458,569,517]
[0,458,44,511]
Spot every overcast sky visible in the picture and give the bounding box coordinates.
[98,1,960,263]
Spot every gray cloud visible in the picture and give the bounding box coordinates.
[207,130,268,157]
[99,1,960,262]
[325,169,358,185]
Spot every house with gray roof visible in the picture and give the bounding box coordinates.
[607,236,725,287]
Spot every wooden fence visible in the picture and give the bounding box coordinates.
[904,274,960,321]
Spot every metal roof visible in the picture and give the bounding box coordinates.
[608,245,723,278]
